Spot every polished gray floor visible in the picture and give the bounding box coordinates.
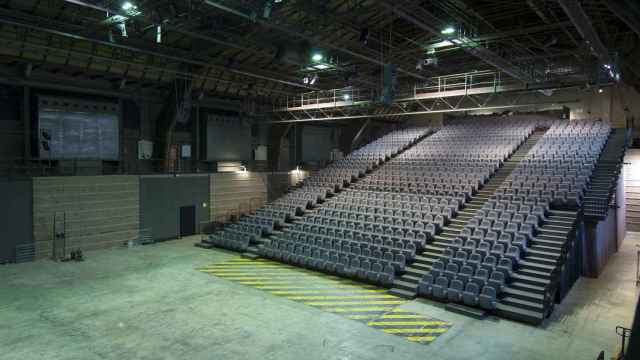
[1,233,638,360]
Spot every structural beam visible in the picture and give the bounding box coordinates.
[605,0,640,38]
[203,0,427,80]
[351,119,371,151]
[380,1,534,83]
[557,0,612,65]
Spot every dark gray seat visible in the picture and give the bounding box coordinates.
[432,276,449,299]
[479,286,497,310]
[462,282,480,306]
[418,274,434,296]
[447,279,464,302]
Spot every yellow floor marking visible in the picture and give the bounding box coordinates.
[367,321,450,327]
[270,289,387,295]
[324,307,402,313]
[254,284,378,289]
[286,294,398,301]
[382,328,449,334]
[407,336,437,342]
[380,314,439,319]
[208,272,325,277]
[347,314,435,320]
[304,300,406,306]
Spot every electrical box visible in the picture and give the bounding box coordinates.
[181,144,192,158]
[137,140,153,160]
[254,145,268,161]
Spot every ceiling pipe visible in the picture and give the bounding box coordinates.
[56,1,315,90]
[604,0,640,38]
[556,0,613,66]
[0,14,315,91]
[202,0,428,81]
[380,1,535,84]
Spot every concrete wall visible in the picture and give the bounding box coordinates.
[32,175,139,259]
[139,175,210,241]
[626,149,640,232]
[0,179,32,263]
[571,84,640,128]
[210,172,267,222]
[301,125,336,163]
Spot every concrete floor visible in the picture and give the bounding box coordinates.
[1,233,639,360]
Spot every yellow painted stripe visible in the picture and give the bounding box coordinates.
[254,284,380,293]
[407,336,437,342]
[270,289,387,295]
[324,307,403,313]
[347,314,435,320]
[254,285,378,290]
[304,300,406,306]
[367,321,450,327]
[286,295,397,301]
[208,272,323,277]
[238,281,316,285]
[382,328,449,334]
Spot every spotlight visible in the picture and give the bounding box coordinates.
[310,74,318,85]
[302,76,309,84]
[343,94,350,100]
[311,53,323,62]
[441,26,455,35]
[598,88,604,94]
[122,2,135,10]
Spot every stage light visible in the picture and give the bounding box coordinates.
[343,94,350,100]
[122,2,135,10]
[598,88,604,94]
[310,74,318,85]
[441,26,455,35]
[312,53,323,62]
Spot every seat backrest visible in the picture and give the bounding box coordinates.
[465,282,479,295]
[436,276,449,287]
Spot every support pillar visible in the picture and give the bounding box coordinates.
[23,86,31,161]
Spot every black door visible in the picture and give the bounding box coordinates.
[179,205,196,237]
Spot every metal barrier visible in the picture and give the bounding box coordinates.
[636,244,640,287]
[616,326,632,359]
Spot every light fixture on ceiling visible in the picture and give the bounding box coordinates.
[343,94,350,101]
[122,2,135,11]
[311,53,323,62]
[309,74,318,85]
[302,76,309,84]
[441,26,455,35]
[598,88,604,94]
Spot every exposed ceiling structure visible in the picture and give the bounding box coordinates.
[0,0,637,112]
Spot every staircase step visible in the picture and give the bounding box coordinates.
[500,296,545,312]
[503,286,545,302]
[508,281,547,294]
[495,303,544,325]
[388,288,417,299]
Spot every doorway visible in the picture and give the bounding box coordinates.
[179,205,196,237]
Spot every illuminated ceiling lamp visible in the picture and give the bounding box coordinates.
[122,2,135,11]
[441,26,455,35]
[311,53,323,62]
[309,74,318,85]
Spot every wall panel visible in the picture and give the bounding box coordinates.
[210,172,267,222]
[32,175,139,259]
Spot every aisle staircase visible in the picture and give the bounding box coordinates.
[583,129,628,219]
[389,129,547,299]
[495,209,577,323]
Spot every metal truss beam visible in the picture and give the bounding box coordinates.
[202,0,427,80]
[268,89,581,123]
[605,0,640,38]
[381,1,534,83]
[557,0,612,65]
